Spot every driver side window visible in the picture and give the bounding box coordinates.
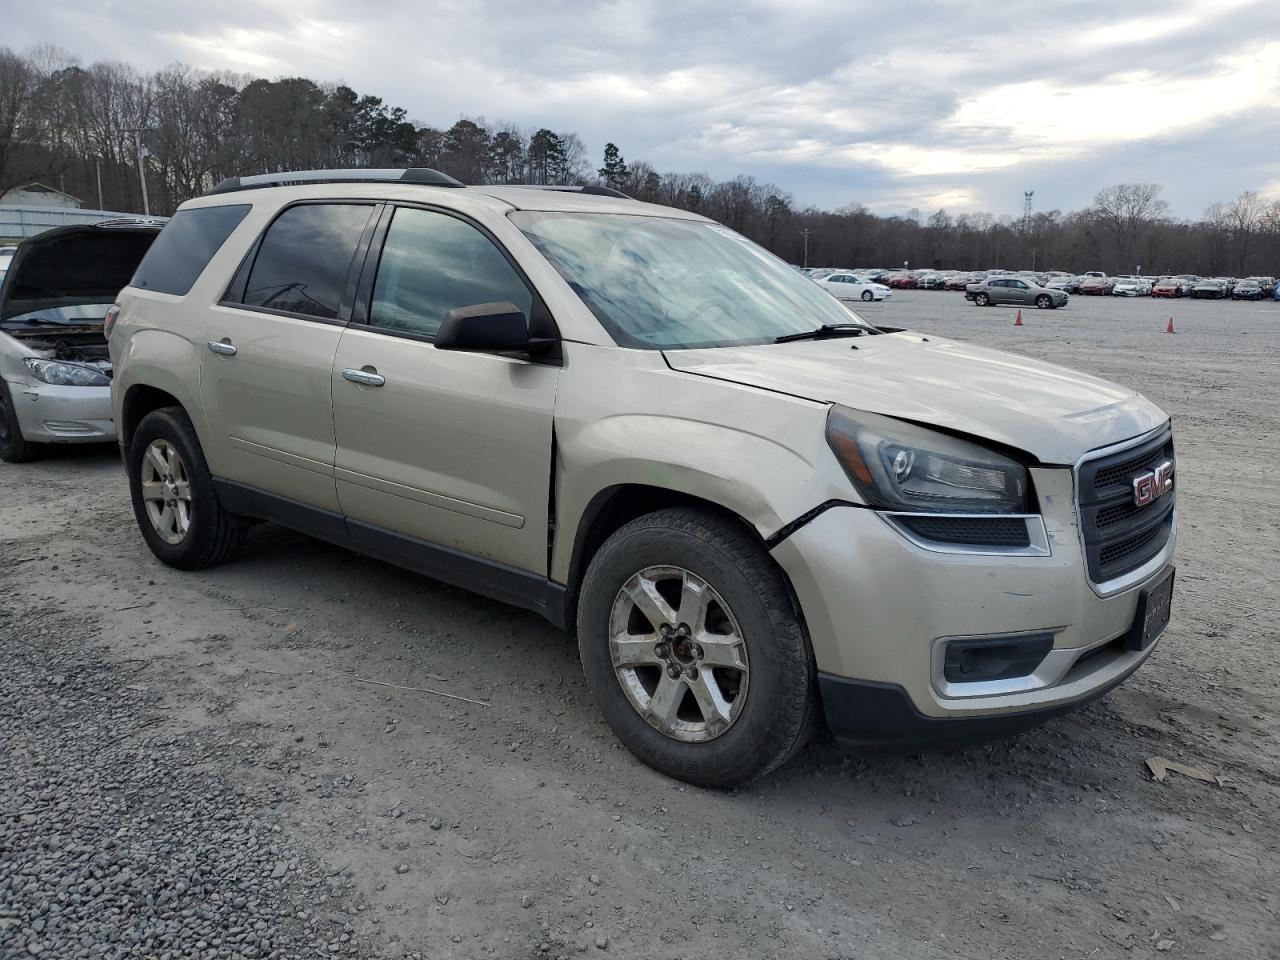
[369,207,533,339]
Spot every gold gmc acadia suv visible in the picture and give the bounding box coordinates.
[109,169,1177,788]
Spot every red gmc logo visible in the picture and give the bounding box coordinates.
[1133,460,1175,507]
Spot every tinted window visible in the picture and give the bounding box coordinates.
[133,205,250,296]
[242,204,373,319]
[369,207,532,338]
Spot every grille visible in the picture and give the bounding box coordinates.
[1099,522,1167,568]
[1096,500,1145,529]
[897,515,1031,548]
[1079,428,1175,582]
[1093,444,1167,494]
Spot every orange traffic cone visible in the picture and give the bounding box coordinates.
[1014,310,1023,327]
[1166,317,1175,334]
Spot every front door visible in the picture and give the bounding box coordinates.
[201,202,378,512]
[331,205,560,574]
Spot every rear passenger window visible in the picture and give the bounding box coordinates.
[241,204,374,319]
[131,204,250,296]
[369,207,532,338]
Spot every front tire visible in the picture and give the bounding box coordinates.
[127,407,246,569]
[974,293,990,306]
[0,381,46,463]
[861,290,873,302]
[1035,294,1052,309]
[577,508,816,788]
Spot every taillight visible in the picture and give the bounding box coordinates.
[104,304,121,340]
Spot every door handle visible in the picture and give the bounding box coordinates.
[342,368,385,387]
[207,339,237,356]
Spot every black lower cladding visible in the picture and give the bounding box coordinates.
[819,658,1144,750]
[212,478,568,627]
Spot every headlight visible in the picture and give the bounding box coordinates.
[23,358,111,387]
[826,407,1028,513]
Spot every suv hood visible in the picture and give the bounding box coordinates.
[663,332,1167,464]
[0,223,160,323]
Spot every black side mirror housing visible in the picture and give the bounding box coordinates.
[435,301,530,352]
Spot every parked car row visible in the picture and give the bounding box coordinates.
[804,266,1280,303]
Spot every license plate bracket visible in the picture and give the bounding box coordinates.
[1124,567,1175,651]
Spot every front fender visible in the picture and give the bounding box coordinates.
[550,344,857,584]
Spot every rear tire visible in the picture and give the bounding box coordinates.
[0,380,46,463]
[577,507,816,788]
[127,406,246,570]
[974,293,990,306]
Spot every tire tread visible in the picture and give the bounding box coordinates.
[578,507,817,788]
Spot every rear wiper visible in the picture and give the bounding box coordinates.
[775,323,868,343]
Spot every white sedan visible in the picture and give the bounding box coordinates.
[813,271,892,302]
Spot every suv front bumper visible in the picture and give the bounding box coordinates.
[769,466,1173,747]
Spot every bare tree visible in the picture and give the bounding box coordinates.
[1091,183,1170,272]
[0,48,45,194]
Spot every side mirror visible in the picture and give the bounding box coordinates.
[435,301,529,353]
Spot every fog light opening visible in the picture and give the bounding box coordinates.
[943,633,1054,684]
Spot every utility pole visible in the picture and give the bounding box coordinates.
[127,128,150,216]
[95,160,104,211]
[799,227,810,268]
[1022,190,1034,269]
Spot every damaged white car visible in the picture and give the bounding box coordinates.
[0,220,162,462]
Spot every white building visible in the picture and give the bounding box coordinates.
[0,183,83,209]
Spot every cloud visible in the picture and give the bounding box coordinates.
[4,0,1279,216]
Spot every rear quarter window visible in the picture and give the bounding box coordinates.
[131,204,252,297]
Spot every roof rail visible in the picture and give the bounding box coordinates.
[505,184,632,200]
[207,168,464,195]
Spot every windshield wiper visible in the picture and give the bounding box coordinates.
[774,323,868,343]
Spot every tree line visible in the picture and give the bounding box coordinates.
[2,46,1279,276]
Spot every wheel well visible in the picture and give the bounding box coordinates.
[563,484,763,628]
[121,385,182,450]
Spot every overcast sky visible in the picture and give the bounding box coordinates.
[7,0,1280,218]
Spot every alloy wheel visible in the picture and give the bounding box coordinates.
[140,439,193,545]
[608,565,750,743]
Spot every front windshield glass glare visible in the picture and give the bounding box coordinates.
[1,304,112,327]
[510,212,872,349]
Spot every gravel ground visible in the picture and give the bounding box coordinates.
[0,290,1277,960]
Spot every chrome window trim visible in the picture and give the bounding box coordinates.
[879,512,1051,557]
[1073,423,1177,598]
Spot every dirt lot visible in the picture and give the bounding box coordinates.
[2,290,1277,960]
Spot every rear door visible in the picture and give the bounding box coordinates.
[331,204,560,574]
[200,201,378,513]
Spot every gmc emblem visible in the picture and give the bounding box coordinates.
[1133,460,1175,507]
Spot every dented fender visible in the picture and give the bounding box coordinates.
[549,343,859,584]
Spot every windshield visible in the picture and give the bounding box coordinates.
[510,211,872,349]
[0,304,113,328]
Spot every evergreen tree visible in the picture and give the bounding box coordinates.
[598,141,627,189]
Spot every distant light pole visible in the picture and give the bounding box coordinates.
[800,227,810,268]
[126,128,151,216]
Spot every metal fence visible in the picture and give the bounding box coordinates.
[0,205,156,241]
